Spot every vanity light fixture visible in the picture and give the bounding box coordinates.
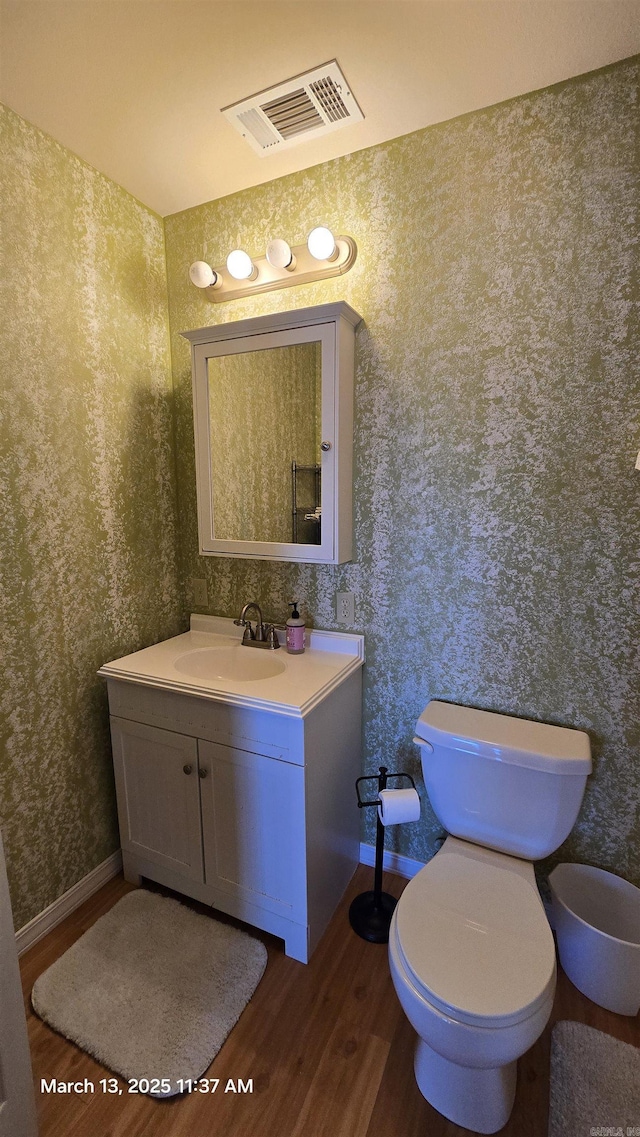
[189,227,357,303]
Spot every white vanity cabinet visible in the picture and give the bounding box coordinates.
[101,620,364,964]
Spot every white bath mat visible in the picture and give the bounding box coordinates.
[32,888,267,1096]
[548,1020,640,1137]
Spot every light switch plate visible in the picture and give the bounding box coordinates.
[336,591,355,624]
[193,578,208,606]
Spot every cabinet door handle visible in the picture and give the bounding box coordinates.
[199,767,208,779]
[183,764,192,775]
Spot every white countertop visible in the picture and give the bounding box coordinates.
[98,614,365,716]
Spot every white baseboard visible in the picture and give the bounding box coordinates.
[16,850,123,956]
[359,843,425,879]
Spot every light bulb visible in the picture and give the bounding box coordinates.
[307,226,337,261]
[266,238,295,271]
[189,261,218,288]
[226,249,257,281]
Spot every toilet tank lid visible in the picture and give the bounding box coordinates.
[415,701,592,774]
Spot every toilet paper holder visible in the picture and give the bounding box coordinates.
[349,765,417,945]
[354,766,417,810]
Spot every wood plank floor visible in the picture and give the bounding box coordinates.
[20,866,640,1137]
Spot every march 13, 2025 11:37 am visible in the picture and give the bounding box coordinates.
[41,1076,254,1095]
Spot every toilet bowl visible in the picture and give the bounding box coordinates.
[390,700,591,1133]
[389,836,556,1133]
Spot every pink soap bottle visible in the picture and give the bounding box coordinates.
[286,602,305,654]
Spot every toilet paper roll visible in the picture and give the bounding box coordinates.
[377,787,421,826]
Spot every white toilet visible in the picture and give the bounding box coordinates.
[389,700,591,1134]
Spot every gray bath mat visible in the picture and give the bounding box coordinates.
[549,1021,640,1136]
[32,888,267,1097]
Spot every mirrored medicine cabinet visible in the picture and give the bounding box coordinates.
[181,302,361,564]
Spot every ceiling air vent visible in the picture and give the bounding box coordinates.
[222,60,364,156]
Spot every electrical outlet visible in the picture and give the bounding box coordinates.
[193,578,208,607]
[336,591,355,625]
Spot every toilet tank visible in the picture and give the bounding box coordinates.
[414,701,592,860]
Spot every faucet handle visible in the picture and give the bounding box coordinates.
[265,625,281,649]
[241,622,255,643]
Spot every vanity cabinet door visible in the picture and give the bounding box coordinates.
[198,741,306,923]
[110,717,204,883]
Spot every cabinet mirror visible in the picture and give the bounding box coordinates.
[182,302,361,564]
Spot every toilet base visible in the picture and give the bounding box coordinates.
[414,1037,517,1134]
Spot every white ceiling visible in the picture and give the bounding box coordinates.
[1,0,639,216]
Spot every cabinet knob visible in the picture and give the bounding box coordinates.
[199,767,208,779]
[183,764,192,775]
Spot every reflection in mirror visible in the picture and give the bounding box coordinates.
[207,342,321,543]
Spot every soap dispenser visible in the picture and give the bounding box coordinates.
[286,602,306,655]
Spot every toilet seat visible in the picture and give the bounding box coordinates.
[395,838,556,1030]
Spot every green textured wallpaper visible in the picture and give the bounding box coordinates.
[165,58,640,883]
[0,105,181,929]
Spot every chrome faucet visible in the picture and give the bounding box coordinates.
[234,602,281,649]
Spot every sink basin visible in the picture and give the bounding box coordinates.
[173,646,286,683]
